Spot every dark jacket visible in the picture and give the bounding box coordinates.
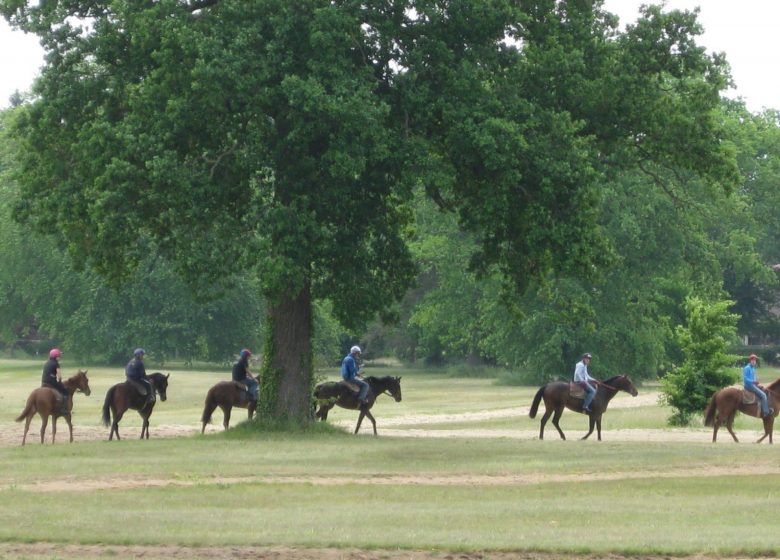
[232,357,250,382]
[125,357,147,381]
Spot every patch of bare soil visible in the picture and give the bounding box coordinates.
[0,543,774,560]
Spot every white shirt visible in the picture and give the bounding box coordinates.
[573,360,595,383]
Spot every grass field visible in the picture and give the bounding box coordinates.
[0,359,778,559]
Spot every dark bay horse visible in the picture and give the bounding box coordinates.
[16,370,91,445]
[704,377,780,443]
[102,372,169,440]
[529,375,638,441]
[314,376,402,435]
[201,381,256,433]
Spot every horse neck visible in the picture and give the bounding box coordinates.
[367,376,388,393]
[599,377,622,400]
[63,376,82,396]
[766,377,780,395]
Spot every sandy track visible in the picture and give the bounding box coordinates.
[1,391,765,447]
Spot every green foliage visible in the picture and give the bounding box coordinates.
[661,296,740,425]
[0,1,748,420]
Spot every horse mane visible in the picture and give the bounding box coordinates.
[65,369,87,383]
[603,375,624,385]
[767,376,780,392]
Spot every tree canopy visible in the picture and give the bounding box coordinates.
[1,0,742,420]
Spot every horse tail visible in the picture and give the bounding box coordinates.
[15,394,35,422]
[102,385,115,427]
[529,385,546,419]
[704,392,718,427]
[202,387,217,425]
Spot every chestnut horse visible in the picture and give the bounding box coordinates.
[102,372,169,440]
[529,375,638,440]
[201,381,256,433]
[15,370,91,445]
[704,377,780,443]
[314,376,402,435]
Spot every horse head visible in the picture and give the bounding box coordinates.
[387,376,402,402]
[66,369,91,396]
[150,372,170,401]
[613,375,638,397]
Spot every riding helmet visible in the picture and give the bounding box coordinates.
[240,348,252,359]
[134,348,146,357]
[49,348,62,359]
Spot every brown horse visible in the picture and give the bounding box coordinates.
[15,370,91,446]
[101,372,169,440]
[704,377,780,443]
[529,375,638,441]
[314,376,402,435]
[201,381,256,433]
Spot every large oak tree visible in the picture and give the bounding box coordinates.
[1,0,738,420]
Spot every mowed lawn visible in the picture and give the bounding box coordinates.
[0,359,778,557]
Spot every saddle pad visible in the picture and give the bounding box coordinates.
[341,380,360,393]
[569,383,585,399]
[742,390,757,405]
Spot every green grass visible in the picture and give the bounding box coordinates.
[1,359,780,555]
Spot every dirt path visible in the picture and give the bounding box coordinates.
[0,391,758,447]
[11,462,780,493]
[0,542,774,560]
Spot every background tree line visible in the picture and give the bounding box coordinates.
[3,101,780,378]
[2,1,779,423]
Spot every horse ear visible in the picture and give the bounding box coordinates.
[166,373,170,379]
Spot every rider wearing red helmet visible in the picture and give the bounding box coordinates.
[41,348,70,416]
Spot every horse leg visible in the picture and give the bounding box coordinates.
[316,403,333,422]
[111,409,125,441]
[21,414,33,446]
[222,405,231,430]
[581,415,595,440]
[550,408,566,441]
[39,415,49,444]
[363,409,378,436]
[725,415,739,443]
[596,416,602,441]
[757,417,773,444]
[712,418,720,442]
[64,415,74,443]
[354,411,366,434]
[51,416,57,444]
[141,413,150,439]
[538,408,553,440]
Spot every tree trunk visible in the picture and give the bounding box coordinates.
[259,282,313,422]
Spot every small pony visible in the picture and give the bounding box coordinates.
[16,370,91,445]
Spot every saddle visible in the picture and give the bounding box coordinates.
[232,380,248,392]
[740,389,768,405]
[341,380,361,394]
[569,383,586,400]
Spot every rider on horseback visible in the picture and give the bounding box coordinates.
[574,353,597,413]
[125,348,155,408]
[232,348,258,404]
[41,348,70,417]
[744,353,774,418]
[341,345,369,406]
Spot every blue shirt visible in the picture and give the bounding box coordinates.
[743,363,757,386]
[341,354,359,380]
